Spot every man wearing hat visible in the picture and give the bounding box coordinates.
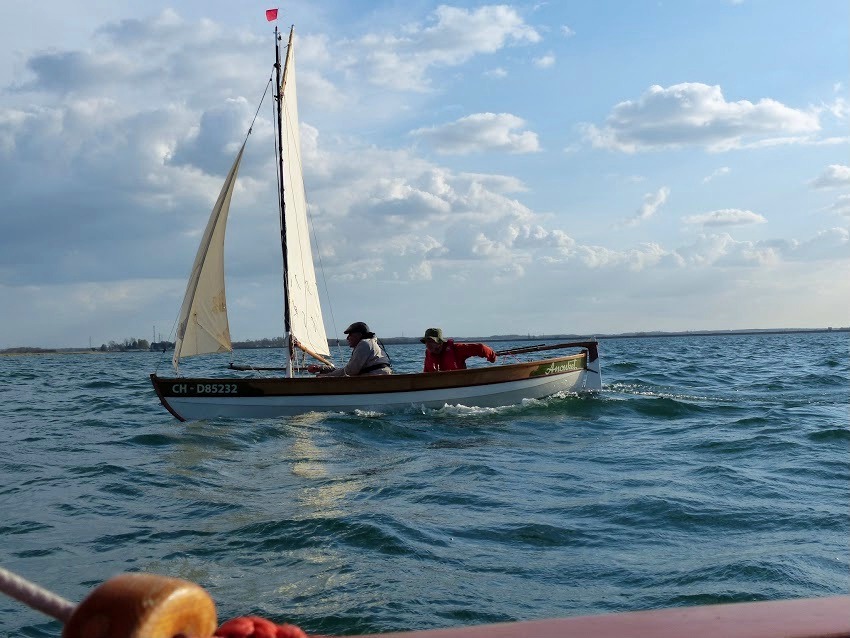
[420,328,496,372]
[307,322,392,376]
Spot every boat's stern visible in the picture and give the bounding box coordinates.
[583,341,602,390]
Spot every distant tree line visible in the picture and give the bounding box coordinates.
[98,337,149,352]
[0,346,58,354]
[232,336,286,349]
[12,326,838,356]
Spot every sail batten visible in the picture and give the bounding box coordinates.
[172,144,246,369]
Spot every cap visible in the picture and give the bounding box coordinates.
[344,321,375,337]
[420,327,444,343]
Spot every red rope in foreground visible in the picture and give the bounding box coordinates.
[216,615,308,638]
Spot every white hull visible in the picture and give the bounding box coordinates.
[166,370,592,420]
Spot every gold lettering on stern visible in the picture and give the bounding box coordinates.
[530,358,580,377]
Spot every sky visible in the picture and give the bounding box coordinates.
[1,1,848,348]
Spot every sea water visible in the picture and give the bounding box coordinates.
[1,332,847,636]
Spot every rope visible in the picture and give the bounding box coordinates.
[0,566,75,624]
[217,615,307,638]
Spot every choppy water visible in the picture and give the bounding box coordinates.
[1,332,848,637]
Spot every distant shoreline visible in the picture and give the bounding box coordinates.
[383,326,848,344]
[2,326,846,354]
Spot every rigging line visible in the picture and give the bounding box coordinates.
[244,72,275,144]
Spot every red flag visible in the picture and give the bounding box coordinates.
[266,8,278,21]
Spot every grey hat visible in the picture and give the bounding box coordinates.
[420,327,444,343]
[344,321,374,337]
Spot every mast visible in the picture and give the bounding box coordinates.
[274,25,295,371]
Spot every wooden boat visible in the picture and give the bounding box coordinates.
[150,24,601,422]
[152,341,600,421]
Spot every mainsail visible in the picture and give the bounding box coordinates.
[280,32,330,360]
[172,144,245,369]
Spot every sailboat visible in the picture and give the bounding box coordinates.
[150,25,601,422]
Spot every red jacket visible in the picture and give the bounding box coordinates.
[423,339,497,372]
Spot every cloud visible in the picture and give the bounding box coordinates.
[827,194,850,217]
[1,7,847,347]
[581,83,820,153]
[533,53,556,68]
[408,261,433,281]
[788,227,849,260]
[410,112,541,154]
[622,187,670,226]
[343,5,540,91]
[561,25,576,38]
[552,228,848,274]
[10,10,265,105]
[809,164,850,189]
[674,229,849,267]
[819,83,848,121]
[822,97,848,120]
[702,166,730,183]
[484,67,508,79]
[573,242,678,271]
[683,209,767,227]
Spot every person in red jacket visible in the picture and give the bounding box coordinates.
[420,327,497,372]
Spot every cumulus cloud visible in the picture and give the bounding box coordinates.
[542,228,847,275]
[809,164,850,189]
[683,209,767,227]
[788,227,849,260]
[677,233,779,267]
[408,261,433,281]
[1,7,847,346]
[342,5,540,91]
[11,10,267,107]
[574,242,678,271]
[410,112,540,154]
[581,83,820,153]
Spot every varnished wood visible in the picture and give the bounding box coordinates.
[62,573,217,638]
